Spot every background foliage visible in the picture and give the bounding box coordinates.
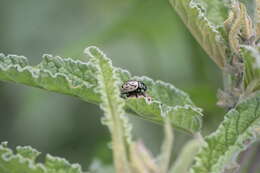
[0,0,225,170]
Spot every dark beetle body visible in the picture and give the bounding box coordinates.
[121,80,147,98]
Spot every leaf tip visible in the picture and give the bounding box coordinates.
[84,46,102,58]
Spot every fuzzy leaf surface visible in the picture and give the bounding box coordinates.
[169,0,228,68]
[0,142,84,173]
[194,0,228,26]
[0,47,203,133]
[190,92,260,173]
[86,46,130,173]
[241,46,260,93]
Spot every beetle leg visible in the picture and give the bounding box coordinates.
[142,92,147,97]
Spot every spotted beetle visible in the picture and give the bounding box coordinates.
[120,80,147,98]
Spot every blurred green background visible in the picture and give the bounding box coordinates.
[0,0,224,170]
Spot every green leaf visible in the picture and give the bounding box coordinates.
[0,47,203,134]
[0,142,85,173]
[240,46,260,93]
[194,0,229,26]
[169,0,228,68]
[190,92,260,173]
[86,46,130,173]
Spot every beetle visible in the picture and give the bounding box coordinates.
[120,80,147,98]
